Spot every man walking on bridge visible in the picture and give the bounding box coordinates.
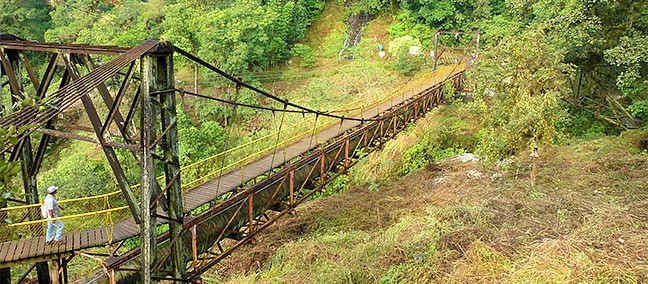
[44,186,64,244]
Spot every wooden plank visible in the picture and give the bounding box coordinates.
[13,240,25,262]
[64,232,73,250]
[27,236,42,258]
[4,241,17,262]
[53,236,65,254]
[73,231,81,250]
[78,231,87,250]
[124,222,139,236]
[97,227,106,245]
[112,225,125,240]
[0,243,8,261]
[87,229,96,248]
[36,236,46,259]
[18,239,32,260]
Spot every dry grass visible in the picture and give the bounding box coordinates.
[201,128,648,284]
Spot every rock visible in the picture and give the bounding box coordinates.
[496,158,514,168]
[467,170,483,179]
[491,172,503,181]
[452,153,478,163]
[427,176,447,190]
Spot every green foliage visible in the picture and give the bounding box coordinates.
[44,0,325,75]
[505,0,648,129]
[398,143,465,175]
[350,0,390,15]
[177,106,226,164]
[388,35,423,75]
[388,0,505,46]
[468,30,570,160]
[291,43,317,68]
[628,100,648,125]
[604,35,648,110]
[39,142,116,199]
[0,0,51,41]
[321,29,347,58]
[476,14,522,46]
[311,174,350,199]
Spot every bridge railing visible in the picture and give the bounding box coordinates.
[0,64,464,242]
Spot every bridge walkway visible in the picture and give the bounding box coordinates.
[0,64,463,267]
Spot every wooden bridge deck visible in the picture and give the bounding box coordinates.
[0,68,460,267]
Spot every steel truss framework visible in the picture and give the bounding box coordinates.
[0,35,184,284]
[0,35,464,284]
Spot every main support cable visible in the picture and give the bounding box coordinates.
[175,46,465,123]
[174,46,382,122]
[170,89,310,115]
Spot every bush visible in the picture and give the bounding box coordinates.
[467,30,571,160]
[388,35,424,75]
[291,43,317,68]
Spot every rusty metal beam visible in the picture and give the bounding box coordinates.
[63,55,141,223]
[0,40,130,56]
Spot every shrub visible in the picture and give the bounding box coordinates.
[388,35,424,75]
[291,43,317,68]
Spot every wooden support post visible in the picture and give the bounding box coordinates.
[61,258,69,284]
[393,116,397,134]
[140,54,157,284]
[530,146,540,187]
[109,270,116,284]
[379,120,385,149]
[49,260,60,284]
[156,47,186,282]
[0,268,9,284]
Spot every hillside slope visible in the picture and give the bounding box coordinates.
[204,124,648,283]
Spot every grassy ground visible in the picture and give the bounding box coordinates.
[203,118,648,283]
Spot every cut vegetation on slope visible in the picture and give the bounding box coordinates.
[205,118,648,283]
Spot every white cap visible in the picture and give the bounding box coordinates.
[47,186,58,194]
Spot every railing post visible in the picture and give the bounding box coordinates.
[320,150,325,185]
[192,225,198,271]
[289,170,295,207]
[247,193,255,235]
[344,139,350,168]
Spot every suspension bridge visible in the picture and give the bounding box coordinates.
[0,35,466,283]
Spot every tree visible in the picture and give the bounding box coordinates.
[388,35,423,75]
[0,0,51,41]
[468,30,570,159]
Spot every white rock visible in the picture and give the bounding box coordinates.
[467,170,483,179]
[491,172,503,181]
[496,158,514,168]
[427,176,447,189]
[452,153,479,163]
